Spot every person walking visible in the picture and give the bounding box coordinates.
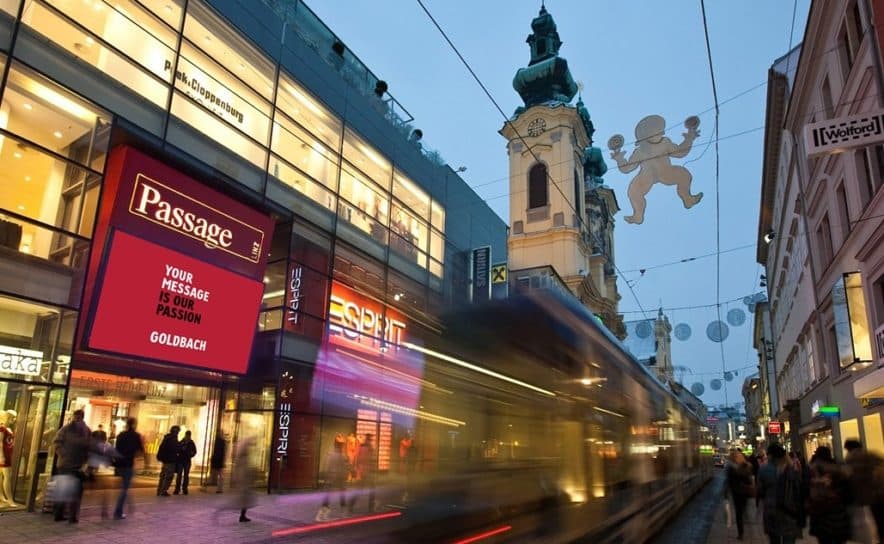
[229,436,257,522]
[806,446,851,544]
[316,440,349,521]
[174,430,197,495]
[347,434,377,514]
[113,417,145,520]
[205,433,227,493]
[844,439,884,543]
[757,443,804,544]
[156,425,180,497]
[725,449,754,540]
[52,409,91,523]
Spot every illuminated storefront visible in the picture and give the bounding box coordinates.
[0,0,504,504]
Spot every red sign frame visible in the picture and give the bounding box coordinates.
[767,421,782,435]
[87,230,263,374]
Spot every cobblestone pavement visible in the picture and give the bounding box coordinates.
[706,493,813,544]
[0,485,400,544]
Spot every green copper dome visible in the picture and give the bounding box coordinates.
[513,6,578,108]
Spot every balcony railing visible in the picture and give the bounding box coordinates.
[258,0,449,167]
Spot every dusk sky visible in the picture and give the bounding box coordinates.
[309,0,812,409]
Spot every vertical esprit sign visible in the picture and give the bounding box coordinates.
[472,247,491,302]
[276,402,292,457]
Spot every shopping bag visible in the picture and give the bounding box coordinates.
[849,505,879,544]
[724,499,733,528]
[47,474,78,503]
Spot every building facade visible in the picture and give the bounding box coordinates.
[758,0,884,461]
[502,6,625,339]
[0,0,505,508]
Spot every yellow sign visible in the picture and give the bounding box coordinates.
[491,264,507,284]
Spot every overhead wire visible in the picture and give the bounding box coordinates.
[621,242,755,274]
[699,0,728,407]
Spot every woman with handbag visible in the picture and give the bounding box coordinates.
[726,449,755,540]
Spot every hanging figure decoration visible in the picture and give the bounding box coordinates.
[608,115,704,224]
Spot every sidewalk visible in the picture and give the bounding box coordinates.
[0,485,395,544]
[706,498,813,543]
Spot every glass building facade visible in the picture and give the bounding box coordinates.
[0,0,505,507]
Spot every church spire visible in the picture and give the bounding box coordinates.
[512,5,578,109]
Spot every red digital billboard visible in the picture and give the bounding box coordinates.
[87,230,263,374]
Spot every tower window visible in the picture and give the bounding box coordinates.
[528,163,548,209]
[536,40,547,55]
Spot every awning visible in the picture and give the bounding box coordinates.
[854,366,884,399]
[799,418,831,435]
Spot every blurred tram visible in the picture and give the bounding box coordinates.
[304,291,711,543]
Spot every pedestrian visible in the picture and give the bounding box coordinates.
[113,417,145,520]
[843,439,884,543]
[86,426,118,518]
[725,449,754,540]
[806,446,851,544]
[175,430,197,495]
[315,439,349,521]
[757,442,804,544]
[347,433,377,514]
[205,433,227,493]
[156,425,180,497]
[52,409,91,523]
[222,435,257,522]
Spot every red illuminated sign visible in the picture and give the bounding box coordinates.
[105,146,273,282]
[88,231,263,374]
[327,282,406,349]
[768,421,782,435]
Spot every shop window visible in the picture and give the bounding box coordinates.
[528,162,548,209]
[20,1,169,108]
[392,170,430,220]
[276,73,342,151]
[337,162,389,248]
[176,41,271,146]
[429,229,445,273]
[170,90,266,168]
[391,202,428,254]
[431,199,445,232]
[342,128,391,190]
[182,1,275,100]
[840,418,860,452]
[0,0,19,15]
[265,174,336,233]
[270,113,339,190]
[0,296,75,383]
[261,260,287,310]
[43,0,178,80]
[832,272,873,370]
[140,0,184,30]
[332,243,385,299]
[863,414,884,456]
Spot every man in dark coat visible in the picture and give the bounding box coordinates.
[113,417,145,519]
[53,409,91,523]
[174,430,197,495]
[156,425,180,497]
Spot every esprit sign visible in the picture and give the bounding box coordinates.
[276,402,291,456]
[286,265,303,327]
[328,282,406,349]
[805,109,884,157]
[0,346,42,377]
[129,174,263,263]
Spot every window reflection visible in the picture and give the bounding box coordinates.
[277,74,342,151]
[177,41,271,144]
[182,1,274,99]
[271,115,338,189]
[137,0,184,31]
[393,171,429,218]
[343,128,391,190]
[21,0,169,107]
[339,163,389,244]
[0,296,76,384]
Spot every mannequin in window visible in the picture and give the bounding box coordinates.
[0,410,17,506]
[399,430,416,502]
[345,432,359,482]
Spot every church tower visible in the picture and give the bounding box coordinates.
[502,5,624,338]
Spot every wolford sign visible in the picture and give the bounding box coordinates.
[805,108,884,157]
[328,282,406,349]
